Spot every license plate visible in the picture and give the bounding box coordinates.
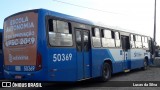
[15,75,22,79]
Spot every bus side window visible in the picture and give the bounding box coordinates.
[115,32,121,47]
[135,35,142,48]
[57,20,70,33]
[142,36,149,49]
[102,29,115,47]
[83,31,90,51]
[75,31,82,51]
[48,19,73,46]
[92,28,101,47]
[130,34,135,48]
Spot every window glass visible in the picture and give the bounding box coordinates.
[145,37,148,43]
[115,40,120,47]
[134,35,143,48]
[104,30,111,38]
[130,41,135,48]
[142,37,144,42]
[135,42,142,48]
[142,37,149,48]
[130,34,135,48]
[48,20,73,46]
[115,32,120,47]
[92,37,101,47]
[101,29,115,47]
[131,34,136,41]
[49,32,73,46]
[83,32,89,51]
[76,31,81,42]
[136,35,141,41]
[75,31,82,51]
[57,20,69,33]
[84,32,88,42]
[92,28,101,47]
[136,35,139,41]
[94,28,100,37]
[53,20,57,32]
[115,32,120,40]
[135,35,137,41]
[131,34,134,41]
[138,36,141,41]
[142,42,149,48]
[102,38,115,47]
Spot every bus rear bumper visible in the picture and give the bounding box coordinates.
[4,70,47,81]
[4,69,78,82]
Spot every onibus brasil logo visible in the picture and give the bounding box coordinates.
[2,82,42,87]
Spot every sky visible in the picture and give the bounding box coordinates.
[0,0,160,45]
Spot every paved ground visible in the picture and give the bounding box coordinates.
[1,66,160,90]
[110,67,160,81]
[154,58,160,67]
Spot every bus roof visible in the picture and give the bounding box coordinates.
[4,8,150,37]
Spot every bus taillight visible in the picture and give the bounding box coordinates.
[36,52,42,71]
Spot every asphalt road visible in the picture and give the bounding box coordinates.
[1,66,160,90]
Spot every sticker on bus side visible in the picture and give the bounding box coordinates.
[3,12,38,66]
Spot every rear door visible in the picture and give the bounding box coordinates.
[75,29,91,79]
[121,35,130,70]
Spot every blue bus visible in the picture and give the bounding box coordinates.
[0,29,3,79]
[3,9,153,81]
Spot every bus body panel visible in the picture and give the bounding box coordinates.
[47,48,77,81]
[91,48,124,77]
[129,49,150,69]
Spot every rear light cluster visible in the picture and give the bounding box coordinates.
[36,52,42,71]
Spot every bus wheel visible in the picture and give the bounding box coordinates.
[142,59,148,70]
[100,62,111,82]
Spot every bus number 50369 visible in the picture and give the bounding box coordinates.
[53,53,72,62]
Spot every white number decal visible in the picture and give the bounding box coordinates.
[62,54,65,61]
[66,54,69,61]
[57,54,61,61]
[24,66,35,71]
[69,54,72,60]
[53,53,72,62]
[53,54,57,62]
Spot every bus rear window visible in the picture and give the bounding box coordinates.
[48,19,73,46]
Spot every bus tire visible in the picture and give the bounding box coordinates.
[142,59,148,70]
[100,62,111,82]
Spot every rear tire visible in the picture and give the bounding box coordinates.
[100,62,111,82]
[142,59,148,70]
